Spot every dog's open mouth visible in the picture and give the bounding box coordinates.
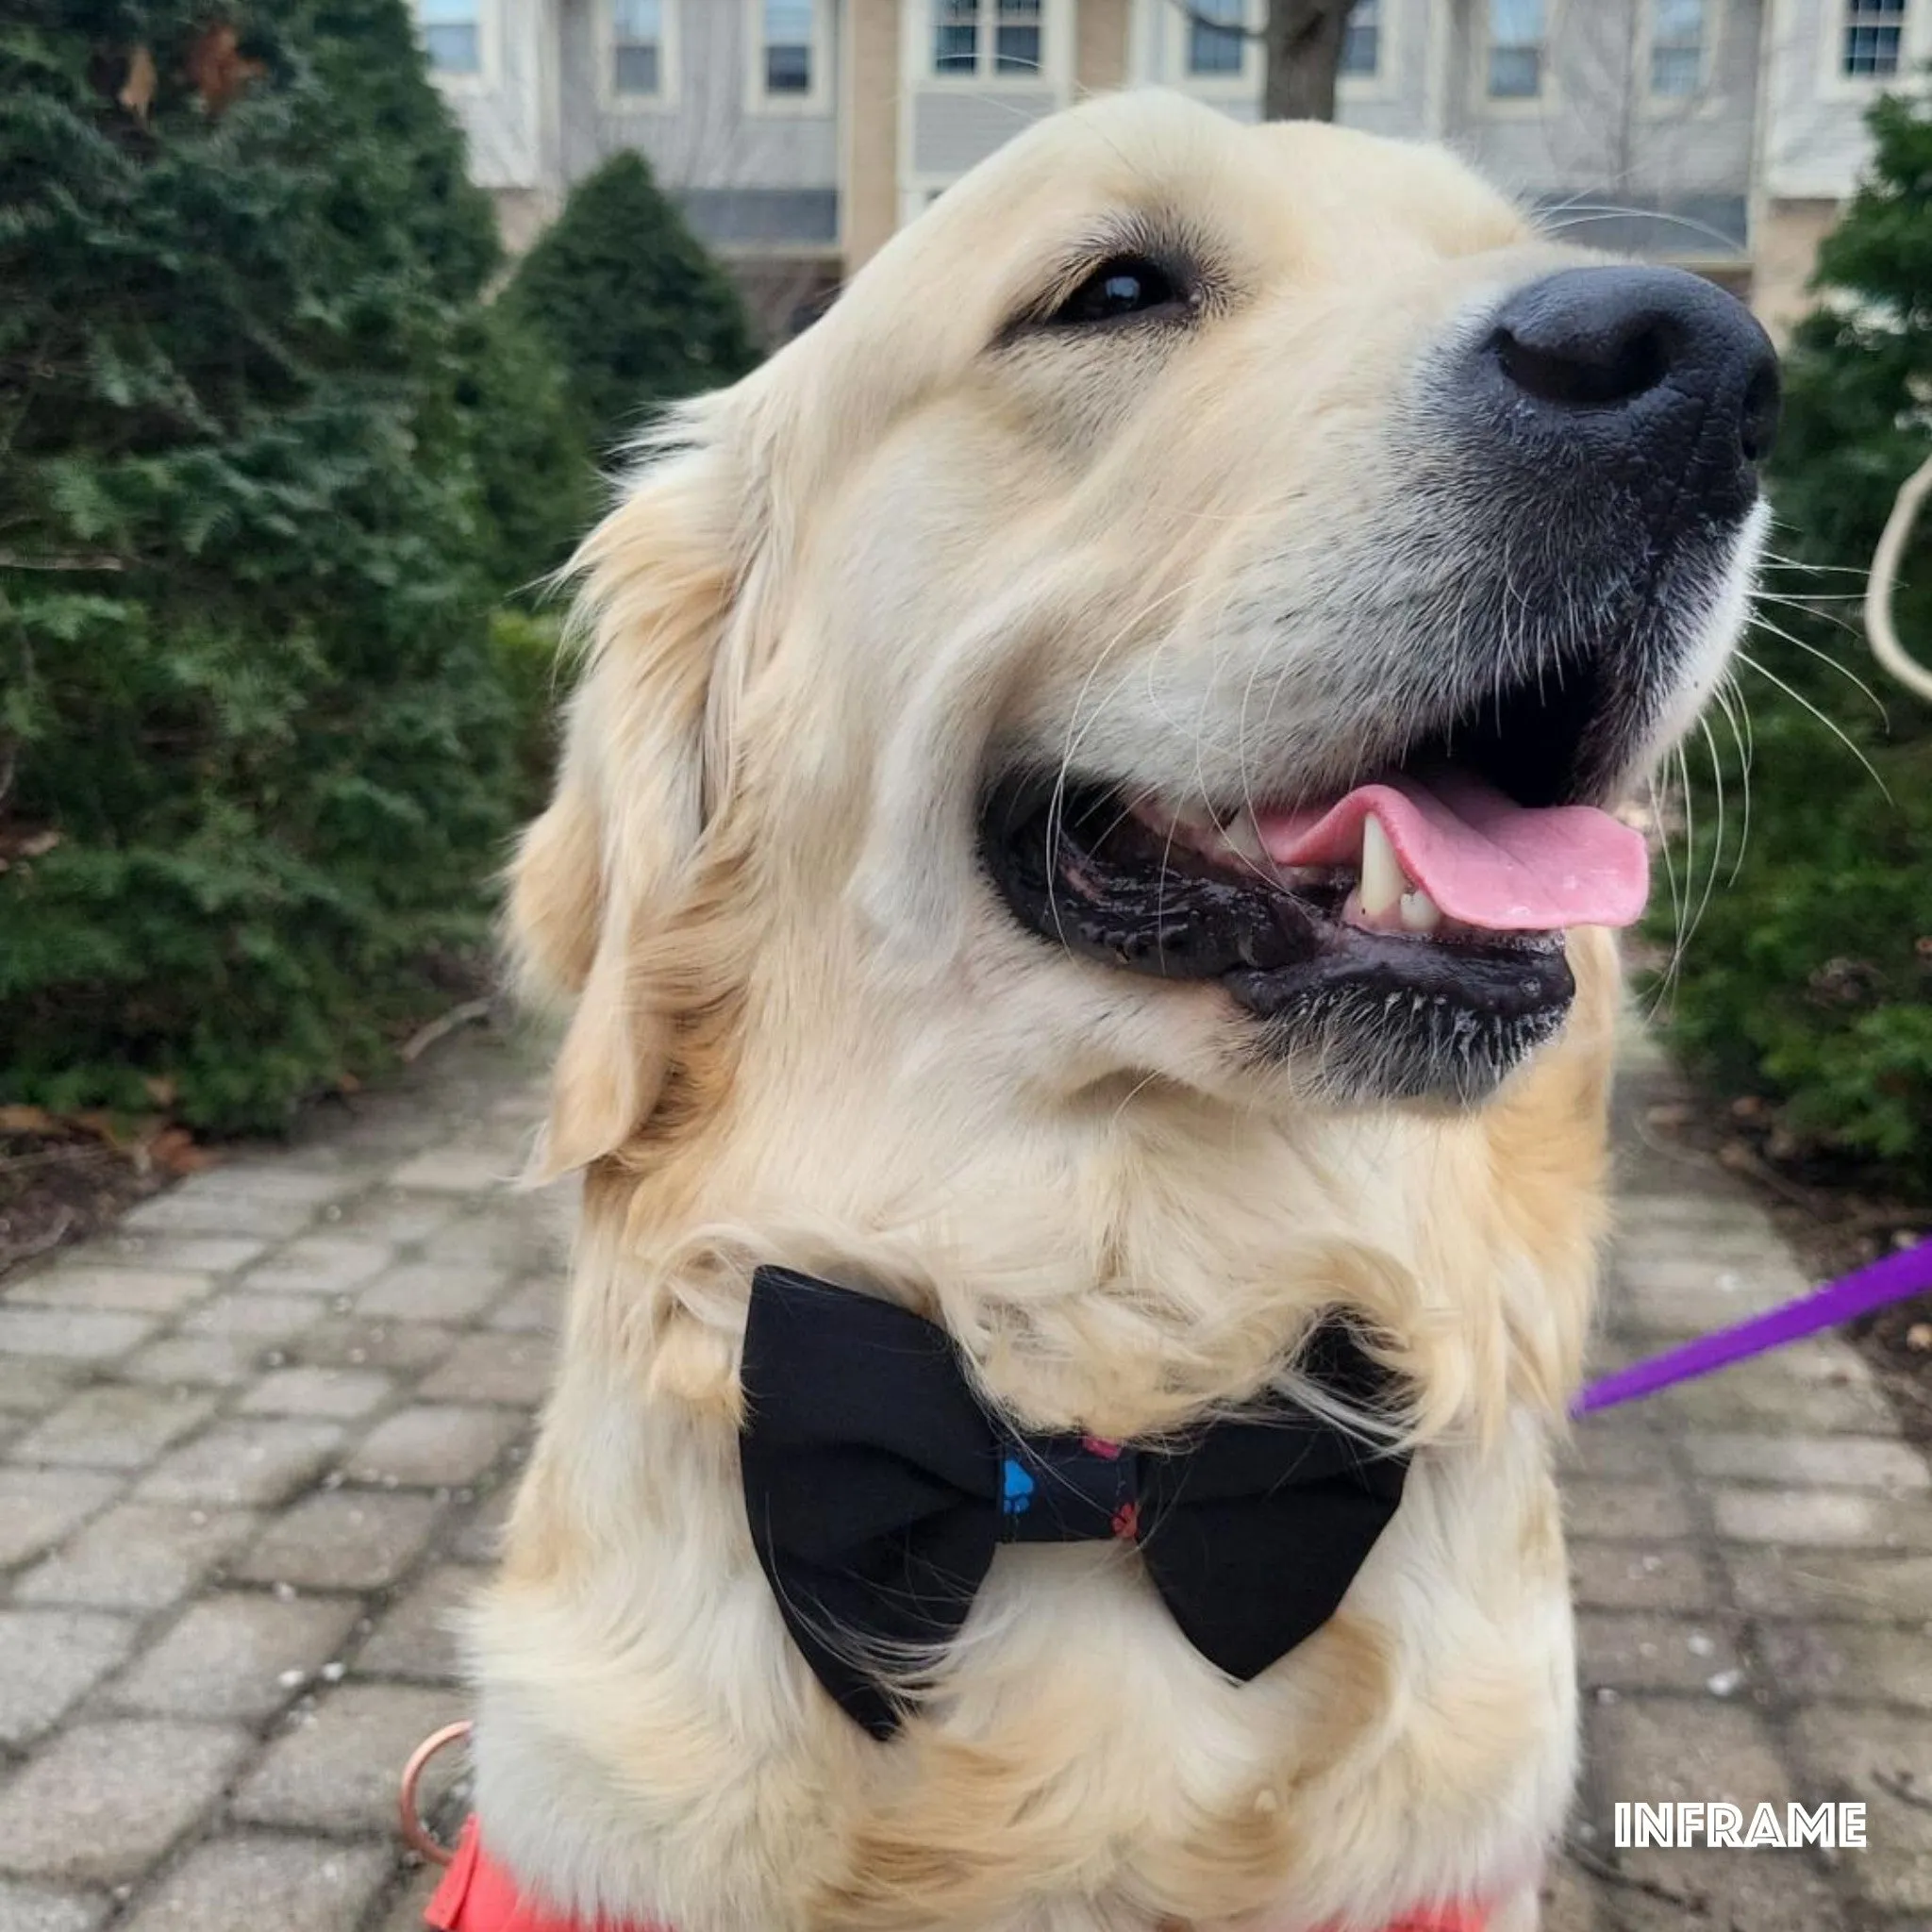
[978,668,1652,1100]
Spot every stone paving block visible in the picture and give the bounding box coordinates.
[355,1564,484,1681]
[1643,1358,1899,1436]
[0,1307,154,1364]
[448,1487,514,1565]
[0,1719,252,1884]
[14,1503,258,1611]
[345,1405,520,1488]
[1711,1486,1932,1551]
[1582,1857,1847,1932]
[119,1190,317,1241]
[1582,1697,1846,1930]
[13,1385,217,1469]
[1787,1706,1932,1912]
[1720,1547,1932,1625]
[1681,1431,1931,1493]
[320,1191,460,1248]
[0,1359,81,1417]
[178,1290,325,1345]
[0,1609,136,1744]
[188,1165,362,1208]
[136,1419,343,1507]
[109,1591,362,1719]
[232,1490,441,1591]
[0,1882,108,1932]
[1574,1611,1746,1696]
[1563,1478,1695,1543]
[242,1237,395,1297]
[0,1469,121,1566]
[3,1268,212,1317]
[115,1833,390,1932]
[1536,1857,1600,1932]
[232,1683,461,1834]
[85,1233,267,1275]
[487,1278,561,1334]
[1561,1416,1674,1482]
[1588,1693,1794,1806]
[1754,1622,1932,1713]
[288,1318,458,1376]
[237,1366,394,1420]
[419,1333,554,1407]
[388,1147,515,1193]
[116,1333,260,1388]
[1608,1191,1770,1235]
[354,1263,509,1324]
[374,1864,441,1932]
[428,1208,558,1272]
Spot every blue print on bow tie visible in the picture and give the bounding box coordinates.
[1000,1457,1035,1515]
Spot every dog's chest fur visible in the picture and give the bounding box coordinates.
[464,1031,1607,1932]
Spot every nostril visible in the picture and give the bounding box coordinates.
[1740,362,1780,464]
[1491,319,1673,412]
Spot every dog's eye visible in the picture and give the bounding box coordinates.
[1049,256,1184,326]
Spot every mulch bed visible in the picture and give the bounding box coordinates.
[0,1117,175,1282]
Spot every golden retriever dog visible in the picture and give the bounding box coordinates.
[463,89,1776,1932]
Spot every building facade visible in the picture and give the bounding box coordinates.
[419,0,1931,338]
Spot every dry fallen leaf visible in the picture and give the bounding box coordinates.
[146,1125,218,1176]
[119,43,158,121]
[186,23,266,116]
[0,1105,62,1136]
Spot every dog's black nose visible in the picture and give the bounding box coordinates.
[1480,265,1780,524]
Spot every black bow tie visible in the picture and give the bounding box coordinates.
[739,1265,1409,1739]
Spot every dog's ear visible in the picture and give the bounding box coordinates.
[508,421,758,1177]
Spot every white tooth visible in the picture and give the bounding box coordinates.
[1217,811,1270,869]
[1359,814,1406,920]
[1399,886,1443,934]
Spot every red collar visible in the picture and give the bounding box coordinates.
[425,1816,1489,1932]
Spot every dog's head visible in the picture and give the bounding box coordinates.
[512,90,1774,1174]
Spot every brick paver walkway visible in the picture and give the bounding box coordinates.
[0,1024,1926,1931]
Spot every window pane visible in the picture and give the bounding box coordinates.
[1654,0,1704,38]
[614,42,659,92]
[425,23,478,71]
[935,0,976,73]
[1488,45,1541,94]
[765,0,815,41]
[995,24,1041,71]
[1651,43,1701,92]
[1843,22,1903,75]
[1189,0,1245,76]
[1341,1,1380,76]
[420,0,475,22]
[766,42,810,91]
[1491,0,1545,42]
[613,0,661,37]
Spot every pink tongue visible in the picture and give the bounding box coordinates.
[1254,772,1650,932]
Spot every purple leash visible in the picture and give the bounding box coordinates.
[1574,1234,1932,1417]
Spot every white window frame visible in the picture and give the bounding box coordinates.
[1642,0,1712,100]
[1820,0,1931,100]
[746,0,831,113]
[416,0,496,92]
[1638,0,1730,115]
[1837,0,1910,82]
[924,0,1058,85]
[603,0,681,109]
[898,0,1072,225]
[1154,0,1261,98]
[1338,0,1389,91]
[1478,0,1558,114]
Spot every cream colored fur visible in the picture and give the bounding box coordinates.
[468,91,1758,1932]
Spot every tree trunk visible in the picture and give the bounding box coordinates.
[1262,0,1355,121]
